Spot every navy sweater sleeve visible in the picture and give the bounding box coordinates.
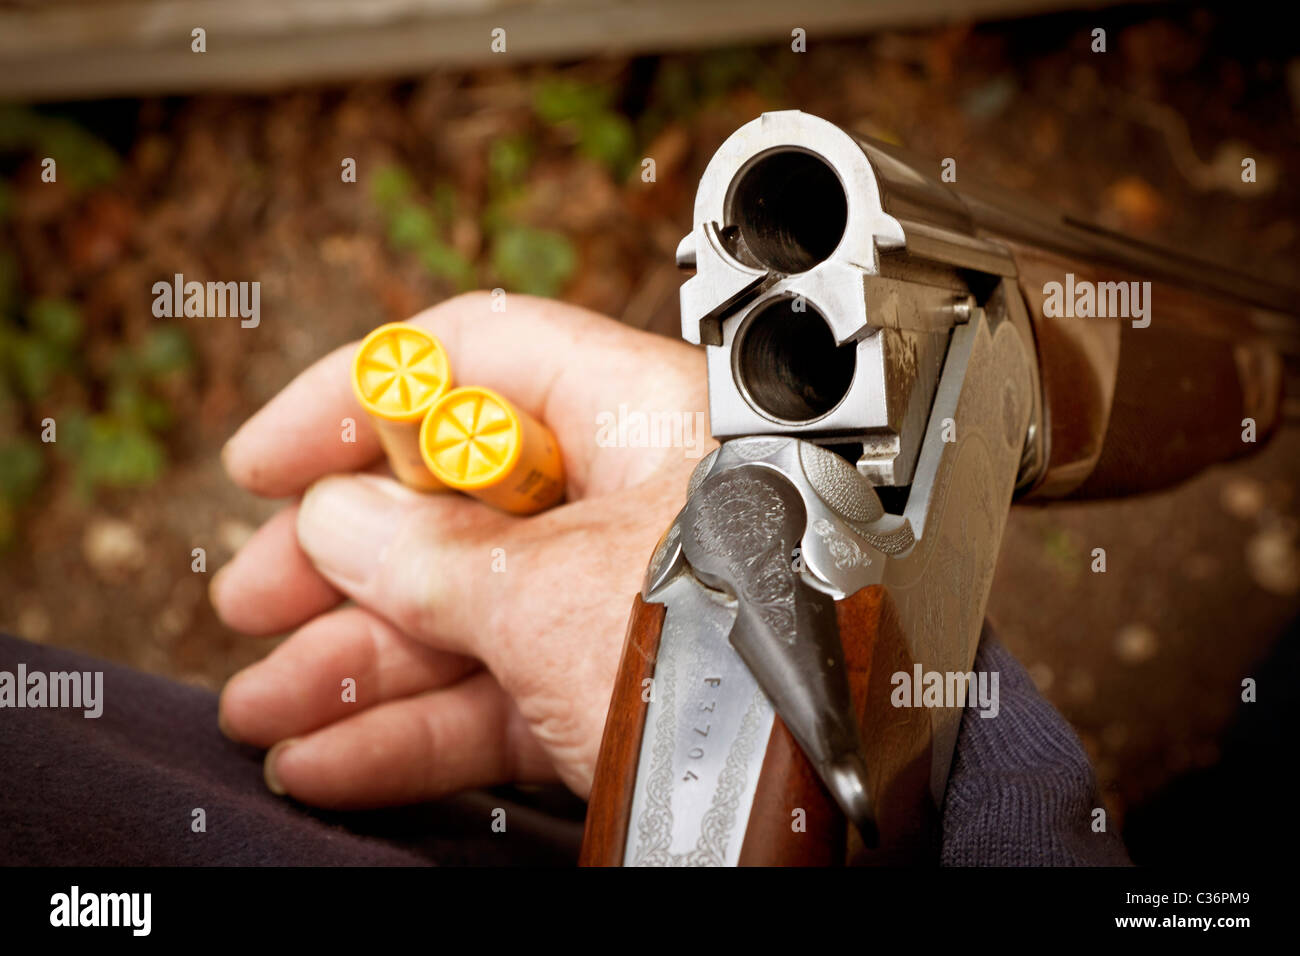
[940,628,1131,866]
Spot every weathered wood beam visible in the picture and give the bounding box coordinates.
[0,0,1137,102]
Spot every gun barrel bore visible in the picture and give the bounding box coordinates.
[419,386,565,515]
[726,148,847,274]
[733,297,856,423]
[351,323,453,491]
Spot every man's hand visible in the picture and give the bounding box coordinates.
[211,293,709,806]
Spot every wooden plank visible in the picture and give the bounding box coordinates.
[0,0,1135,102]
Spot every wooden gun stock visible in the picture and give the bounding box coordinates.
[581,588,938,866]
[1007,242,1287,500]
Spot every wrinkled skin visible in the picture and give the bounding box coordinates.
[212,293,711,806]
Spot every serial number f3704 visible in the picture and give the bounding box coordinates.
[623,578,775,866]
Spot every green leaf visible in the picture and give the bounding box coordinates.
[488,135,534,188]
[136,325,193,377]
[533,78,637,177]
[0,108,117,194]
[140,395,172,431]
[11,335,67,399]
[28,298,82,349]
[417,240,475,290]
[578,112,636,177]
[387,204,437,250]
[0,435,44,504]
[76,415,166,490]
[490,225,576,298]
[0,105,43,150]
[431,182,458,229]
[534,79,610,125]
[36,119,120,194]
[54,409,91,460]
[108,381,172,431]
[370,164,415,211]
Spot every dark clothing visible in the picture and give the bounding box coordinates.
[0,630,1128,866]
[941,635,1130,865]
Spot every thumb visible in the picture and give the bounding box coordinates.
[295,473,513,655]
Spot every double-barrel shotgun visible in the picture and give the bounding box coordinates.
[579,110,1297,867]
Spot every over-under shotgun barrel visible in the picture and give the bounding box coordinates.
[582,111,1296,867]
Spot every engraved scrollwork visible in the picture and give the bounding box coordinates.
[691,472,798,645]
[631,612,769,868]
[683,690,769,866]
[631,617,680,866]
[812,517,870,570]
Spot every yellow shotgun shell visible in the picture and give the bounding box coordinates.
[351,323,452,491]
[419,386,565,515]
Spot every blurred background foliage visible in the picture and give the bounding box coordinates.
[367,55,782,299]
[0,106,193,548]
[0,53,772,550]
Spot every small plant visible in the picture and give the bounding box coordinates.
[0,109,190,549]
[0,105,121,194]
[0,291,193,547]
[371,152,579,299]
[533,78,637,179]
[488,223,576,299]
[638,49,791,138]
[64,322,192,494]
[370,165,476,291]
[481,134,578,297]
